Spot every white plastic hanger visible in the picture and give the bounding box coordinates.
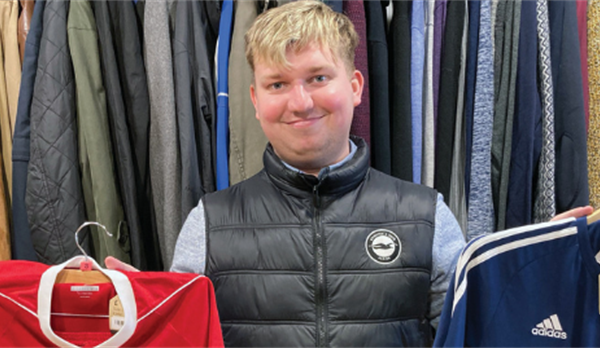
[37,222,138,347]
[56,222,113,284]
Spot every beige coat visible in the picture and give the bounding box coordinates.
[0,0,22,200]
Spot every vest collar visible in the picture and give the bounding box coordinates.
[263,136,370,197]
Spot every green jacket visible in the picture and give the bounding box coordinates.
[67,0,130,265]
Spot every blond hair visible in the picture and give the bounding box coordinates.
[245,0,359,73]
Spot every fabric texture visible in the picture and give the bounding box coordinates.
[0,260,224,347]
[27,0,89,264]
[106,0,155,254]
[577,0,590,130]
[533,0,557,222]
[216,0,233,191]
[448,0,469,236]
[173,0,217,221]
[467,0,494,240]
[435,217,600,347]
[172,139,466,339]
[344,0,371,148]
[1,0,21,145]
[0,162,9,260]
[366,0,391,175]
[548,0,589,214]
[18,0,34,63]
[491,0,521,231]
[422,0,436,187]
[203,138,437,347]
[433,0,447,132]
[67,0,130,265]
[93,0,160,270]
[228,0,267,185]
[589,0,600,210]
[411,0,425,183]
[434,0,465,205]
[464,0,480,203]
[144,0,182,269]
[0,0,21,201]
[0,38,10,210]
[389,0,412,181]
[505,0,542,229]
[11,0,44,261]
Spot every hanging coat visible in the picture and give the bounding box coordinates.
[110,0,160,270]
[173,0,217,221]
[12,0,44,262]
[27,0,89,264]
[145,0,182,269]
[548,0,589,213]
[67,0,130,265]
[92,0,161,271]
[389,0,412,181]
[0,0,21,201]
[18,0,34,63]
[228,0,268,186]
[365,0,391,175]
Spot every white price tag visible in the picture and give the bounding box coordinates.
[109,295,125,333]
[110,316,125,332]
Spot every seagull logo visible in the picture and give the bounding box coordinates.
[372,242,394,250]
[365,229,401,264]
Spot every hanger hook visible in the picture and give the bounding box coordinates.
[75,221,113,259]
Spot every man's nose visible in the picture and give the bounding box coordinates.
[288,84,314,113]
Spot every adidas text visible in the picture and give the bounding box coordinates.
[531,328,567,340]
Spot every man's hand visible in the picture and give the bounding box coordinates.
[550,205,594,222]
[105,256,140,272]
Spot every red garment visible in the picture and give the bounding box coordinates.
[0,258,224,347]
[344,0,371,147]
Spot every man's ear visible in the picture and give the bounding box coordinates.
[351,70,364,107]
[250,84,260,120]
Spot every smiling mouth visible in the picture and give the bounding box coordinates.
[287,116,325,128]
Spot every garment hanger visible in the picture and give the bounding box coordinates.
[55,222,112,284]
[587,209,600,225]
[38,226,138,347]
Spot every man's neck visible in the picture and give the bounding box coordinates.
[281,140,358,178]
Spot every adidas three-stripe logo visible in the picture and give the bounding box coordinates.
[531,314,567,340]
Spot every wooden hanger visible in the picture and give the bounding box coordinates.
[587,209,600,225]
[55,222,113,284]
[55,268,111,284]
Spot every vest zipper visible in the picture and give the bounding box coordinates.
[312,184,328,347]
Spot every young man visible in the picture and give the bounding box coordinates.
[171,2,464,346]
[107,1,591,346]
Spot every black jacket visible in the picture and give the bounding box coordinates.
[173,0,217,222]
[92,0,161,270]
[389,0,413,181]
[11,0,45,261]
[549,0,589,213]
[27,0,88,264]
[365,0,392,175]
[204,138,437,347]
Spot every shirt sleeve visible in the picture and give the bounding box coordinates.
[170,200,207,274]
[428,193,466,329]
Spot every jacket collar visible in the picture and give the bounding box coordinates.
[263,136,370,197]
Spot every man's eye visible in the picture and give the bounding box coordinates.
[270,82,283,90]
[313,75,327,82]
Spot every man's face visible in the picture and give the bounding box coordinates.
[250,44,364,174]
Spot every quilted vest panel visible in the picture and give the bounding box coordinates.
[205,139,436,347]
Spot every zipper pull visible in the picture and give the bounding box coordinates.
[313,185,321,208]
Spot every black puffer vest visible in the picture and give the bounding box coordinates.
[204,138,437,347]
